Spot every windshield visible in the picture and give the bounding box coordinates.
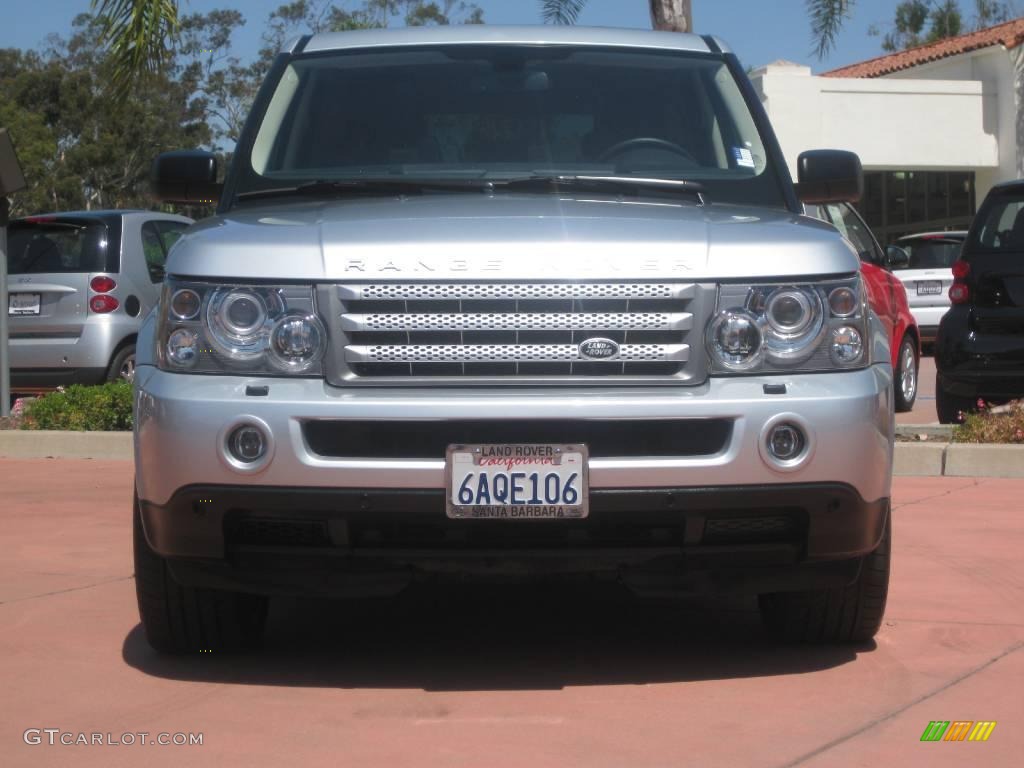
[969,193,1024,255]
[238,45,784,207]
[897,236,964,270]
[7,220,110,274]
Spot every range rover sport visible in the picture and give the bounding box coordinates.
[134,26,894,652]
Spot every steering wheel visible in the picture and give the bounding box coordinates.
[598,137,697,165]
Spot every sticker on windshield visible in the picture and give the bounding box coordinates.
[732,147,755,169]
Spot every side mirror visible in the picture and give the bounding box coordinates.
[885,245,910,270]
[150,150,221,205]
[795,149,863,205]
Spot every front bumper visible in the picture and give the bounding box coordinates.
[135,364,894,565]
[142,483,888,597]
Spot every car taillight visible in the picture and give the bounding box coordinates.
[90,275,116,293]
[949,260,970,304]
[90,294,119,313]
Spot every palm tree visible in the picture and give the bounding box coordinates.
[91,0,180,88]
[541,0,855,58]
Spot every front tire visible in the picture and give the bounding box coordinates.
[133,492,267,654]
[759,508,891,644]
[894,336,918,413]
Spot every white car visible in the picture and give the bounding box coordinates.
[891,231,967,342]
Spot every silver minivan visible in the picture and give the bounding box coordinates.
[7,210,192,389]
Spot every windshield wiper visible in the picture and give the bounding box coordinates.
[236,178,481,201]
[493,175,706,203]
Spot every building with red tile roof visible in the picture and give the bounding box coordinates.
[750,19,1024,242]
[822,17,1024,79]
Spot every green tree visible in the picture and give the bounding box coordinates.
[541,0,857,58]
[94,0,484,86]
[0,14,208,215]
[874,0,1011,53]
[90,0,180,89]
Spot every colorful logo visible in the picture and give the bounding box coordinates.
[920,721,996,742]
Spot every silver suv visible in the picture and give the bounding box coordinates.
[135,27,894,653]
[7,210,192,389]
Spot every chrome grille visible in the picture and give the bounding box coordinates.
[345,343,690,363]
[321,281,712,385]
[341,312,693,332]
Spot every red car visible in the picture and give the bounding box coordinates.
[806,203,920,412]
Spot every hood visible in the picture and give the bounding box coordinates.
[168,194,857,281]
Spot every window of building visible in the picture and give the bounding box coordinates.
[857,170,975,244]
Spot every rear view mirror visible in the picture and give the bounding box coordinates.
[795,150,863,205]
[885,245,910,270]
[151,150,221,205]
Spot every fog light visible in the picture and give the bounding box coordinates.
[767,423,805,462]
[228,425,267,464]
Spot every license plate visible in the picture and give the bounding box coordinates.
[916,281,942,296]
[8,293,41,315]
[446,443,589,520]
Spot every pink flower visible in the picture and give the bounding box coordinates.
[956,411,965,422]
[11,399,24,416]
[977,398,986,409]
[1016,429,1024,440]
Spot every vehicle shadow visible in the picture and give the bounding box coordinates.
[122,583,872,691]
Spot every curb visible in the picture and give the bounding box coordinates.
[894,442,1024,478]
[1,431,1021,478]
[0,431,133,461]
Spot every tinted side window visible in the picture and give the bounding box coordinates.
[155,221,187,253]
[7,221,107,274]
[971,196,1024,253]
[141,222,167,283]
[826,204,878,263]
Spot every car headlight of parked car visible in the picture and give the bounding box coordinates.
[157,280,327,375]
[706,277,869,374]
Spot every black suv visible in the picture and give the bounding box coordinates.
[936,180,1024,423]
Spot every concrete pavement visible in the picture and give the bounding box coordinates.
[1,460,1021,768]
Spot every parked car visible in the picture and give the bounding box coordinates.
[134,26,895,652]
[890,231,967,342]
[805,202,920,412]
[935,180,1024,423]
[6,210,192,390]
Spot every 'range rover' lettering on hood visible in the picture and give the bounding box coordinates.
[168,195,857,281]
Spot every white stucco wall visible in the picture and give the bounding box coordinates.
[751,51,1013,199]
[885,47,1017,200]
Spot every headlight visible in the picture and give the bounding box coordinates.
[708,309,763,371]
[157,280,327,376]
[707,277,868,374]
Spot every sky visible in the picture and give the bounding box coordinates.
[0,0,937,73]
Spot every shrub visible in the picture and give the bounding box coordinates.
[953,400,1024,444]
[21,382,133,431]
